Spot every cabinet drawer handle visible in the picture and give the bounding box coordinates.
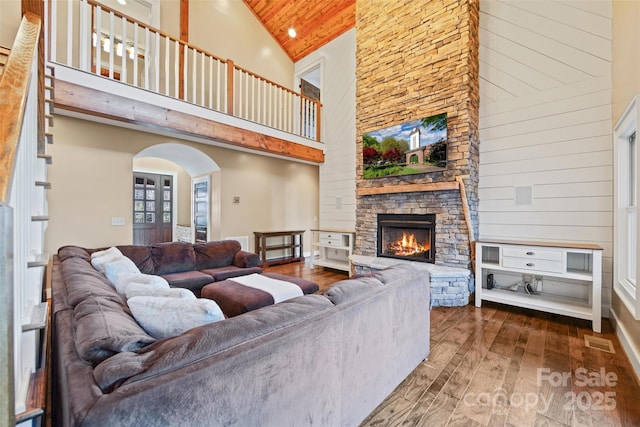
[526,263,534,267]
[526,251,535,256]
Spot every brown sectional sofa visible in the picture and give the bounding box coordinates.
[68,240,263,295]
[51,243,431,426]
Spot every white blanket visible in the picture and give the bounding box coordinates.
[230,273,303,303]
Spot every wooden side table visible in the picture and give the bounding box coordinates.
[253,230,305,266]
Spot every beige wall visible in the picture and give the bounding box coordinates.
[611,0,640,368]
[187,0,293,88]
[612,0,640,121]
[132,157,191,226]
[45,115,319,254]
[0,0,21,47]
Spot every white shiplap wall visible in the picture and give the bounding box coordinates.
[479,0,613,313]
[295,29,356,231]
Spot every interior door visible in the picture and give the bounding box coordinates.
[133,172,173,244]
[193,178,209,243]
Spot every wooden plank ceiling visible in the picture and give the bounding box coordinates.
[243,0,355,62]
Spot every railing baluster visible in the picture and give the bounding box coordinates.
[192,48,197,104]
[154,31,159,92]
[121,16,127,82]
[67,0,73,65]
[94,6,101,75]
[183,44,188,101]
[174,41,179,98]
[144,28,150,90]
[201,51,205,107]
[108,12,114,79]
[133,23,139,86]
[164,36,169,95]
[208,56,213,109]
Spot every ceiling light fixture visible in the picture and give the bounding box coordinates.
[288,27,297,38]
[117,0,127,5]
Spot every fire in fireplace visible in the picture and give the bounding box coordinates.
[377,213,436,263]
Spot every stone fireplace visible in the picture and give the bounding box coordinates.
[353,0,480,306]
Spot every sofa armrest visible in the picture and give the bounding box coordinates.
[233,250,261,268]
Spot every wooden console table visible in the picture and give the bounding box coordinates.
[254,230,305,267]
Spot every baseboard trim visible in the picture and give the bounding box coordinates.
[610,308,640,385]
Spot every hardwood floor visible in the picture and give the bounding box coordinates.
[266,262,640,427]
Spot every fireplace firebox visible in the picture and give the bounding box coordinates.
[377,214,436,263]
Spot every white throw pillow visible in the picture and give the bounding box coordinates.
[125,282,195,300]
[113,272,169,295]
[91,246,122,260]
[128,296,224,339]
[104,257,140,286]
[91,250,124,274]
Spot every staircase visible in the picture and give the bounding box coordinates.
[0,13,51,426]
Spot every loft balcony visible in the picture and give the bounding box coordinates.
[47,0,325,164]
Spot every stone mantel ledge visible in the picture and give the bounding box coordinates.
[350,254,471,277]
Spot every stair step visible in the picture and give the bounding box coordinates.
[45,114,54,127]
[14,368,46,423]
[37,153,52,164]
[31,215,49,222]
[35,181,51,189]
[27,253,50,268]
[22,302,48,332]
[45,132,53,144]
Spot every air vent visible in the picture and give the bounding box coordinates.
[584,335,615,353]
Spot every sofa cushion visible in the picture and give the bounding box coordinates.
[371,264,418,284]
[90,249,124,274]
[74,296,156,365]
[324,276,384,305]
[151,242,197,275]
[60,257,124,307]
[127,296,225,339]
[113,272,169,295]
[104,257,141,286]
[233,250,261,268]
[91,246,123,260]
[57,245,92,263]
[117,245,155,274]
[194,240,240,270]
[124,283,195,300]
[200,265,263,282]
[160,270,214,291]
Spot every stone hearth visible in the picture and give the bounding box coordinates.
[351,255,474,307]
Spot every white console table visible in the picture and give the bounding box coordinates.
[475,240,603,332]
[310,229,355,275]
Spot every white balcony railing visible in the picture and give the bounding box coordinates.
[48,0,322,141]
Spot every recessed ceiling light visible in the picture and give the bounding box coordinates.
[117,0,127,5]
[288,27,297,38]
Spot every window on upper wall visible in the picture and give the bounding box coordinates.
[614,96,639,319]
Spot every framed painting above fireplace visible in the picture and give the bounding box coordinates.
[363,112,447,179]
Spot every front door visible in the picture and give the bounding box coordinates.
[133,172,173,245]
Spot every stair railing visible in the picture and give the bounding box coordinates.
[0,13,45,426]
[48,0,322,141]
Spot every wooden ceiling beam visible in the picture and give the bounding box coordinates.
[54,80,324,164]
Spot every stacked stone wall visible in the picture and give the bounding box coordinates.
[355,0,479,268]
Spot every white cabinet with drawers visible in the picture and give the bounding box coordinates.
[310,229,355,274]
[475,240,603,332]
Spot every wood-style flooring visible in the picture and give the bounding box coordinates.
[265,262,640,427]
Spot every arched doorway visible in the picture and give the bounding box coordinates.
[133,143,219,244]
